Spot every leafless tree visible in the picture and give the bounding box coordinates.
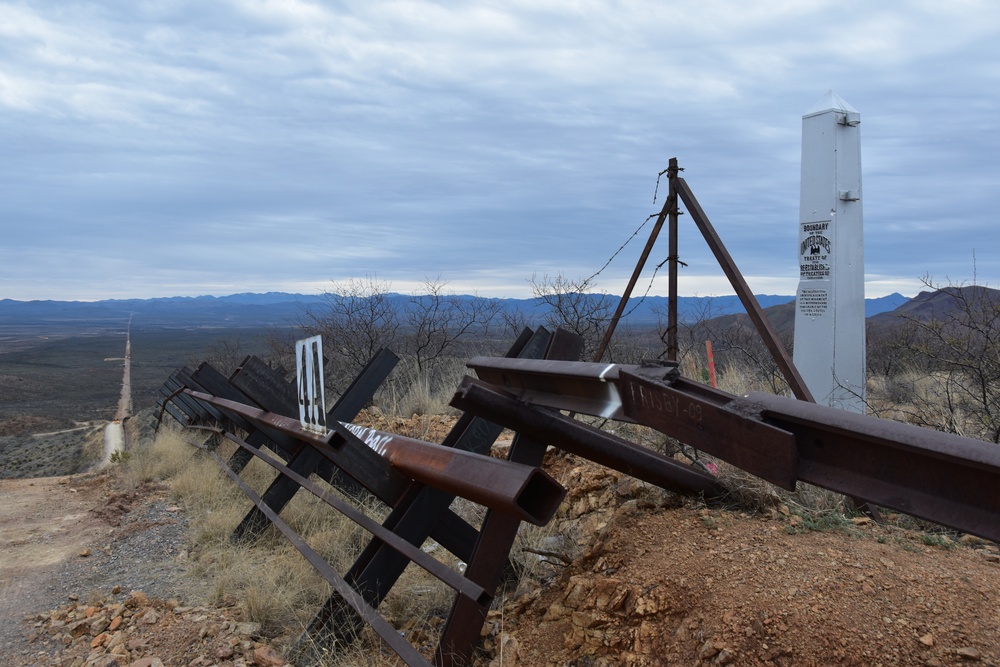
[662,298,792,395]
[530,273,614,359]
[403,278,504,373]
[301,275,403,393]
[892,277,1000,443]
[302,276,508,401]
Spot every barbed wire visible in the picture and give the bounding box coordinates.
[584,167,682,318]
[651,166,670,204]
[583,212,658,286]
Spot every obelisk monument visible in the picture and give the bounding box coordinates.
[793,91,866,413]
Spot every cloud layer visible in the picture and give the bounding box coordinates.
[2,1,998,300]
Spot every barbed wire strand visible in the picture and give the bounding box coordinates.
[621,255,674,319]
[652,167,669,205]
[583,212,658,286]
[585,168,681,322]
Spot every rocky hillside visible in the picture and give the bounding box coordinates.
[485,458,1000,667]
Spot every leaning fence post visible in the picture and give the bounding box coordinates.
[296,328,555,660]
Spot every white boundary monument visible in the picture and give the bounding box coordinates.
[792,91,866,413]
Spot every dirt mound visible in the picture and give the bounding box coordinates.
[485,460,1000,667]
[90,486,153,527]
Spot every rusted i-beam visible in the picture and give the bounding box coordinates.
[747,391,1000,544]
[181,388,566,525]
[464,357,1000,542]
[451,377,724,497]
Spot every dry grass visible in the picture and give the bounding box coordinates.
[374,360,466,418]
[113,427,451,665]
[867,369,987,440]
[115,429,198,488]
[508,518,574,592]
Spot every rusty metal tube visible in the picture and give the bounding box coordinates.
[329,421,565,526]
[183,389,565,526]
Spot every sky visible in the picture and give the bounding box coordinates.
[2,1,999,302]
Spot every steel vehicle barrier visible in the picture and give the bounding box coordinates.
[153,161,1000,666]
[157,327,597,666]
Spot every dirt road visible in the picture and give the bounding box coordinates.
[101,329,131,465]
[0,474,111,658]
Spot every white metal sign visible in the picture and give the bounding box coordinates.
[295,335,328,434]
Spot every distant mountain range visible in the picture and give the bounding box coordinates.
[868,285,1000,324]
[713,285,1000,343]
[0,291,912,330]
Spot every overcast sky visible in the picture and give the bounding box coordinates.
[2,1,998,302]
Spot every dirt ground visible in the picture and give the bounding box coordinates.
[0,475,110,574]
[484,460,1000,667]
[0,473,113,662]
[2,455,999,667]
[0,471,289,667]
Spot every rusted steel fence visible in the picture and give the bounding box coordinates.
[157,327,609,666]
[461,356,1000,543]
[157,327,1000,667]
[153,160,1000,667]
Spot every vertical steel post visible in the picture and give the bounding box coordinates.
[434,331,584,667]
[667,158,680,361]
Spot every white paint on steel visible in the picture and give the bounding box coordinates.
[342,422,394,457]
[295,335,328,434]
[793,91,866,413]
[598,387,624,419]
[594,364,624,417]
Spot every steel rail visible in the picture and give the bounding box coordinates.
[745,391,1000,543]
[451,377,724,497]
[182,389,566,526]
[202,445,433,667]
[217,430,490,605]
[465,356,1000,542]
[464,356,668,420]
[465,357,798,488]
